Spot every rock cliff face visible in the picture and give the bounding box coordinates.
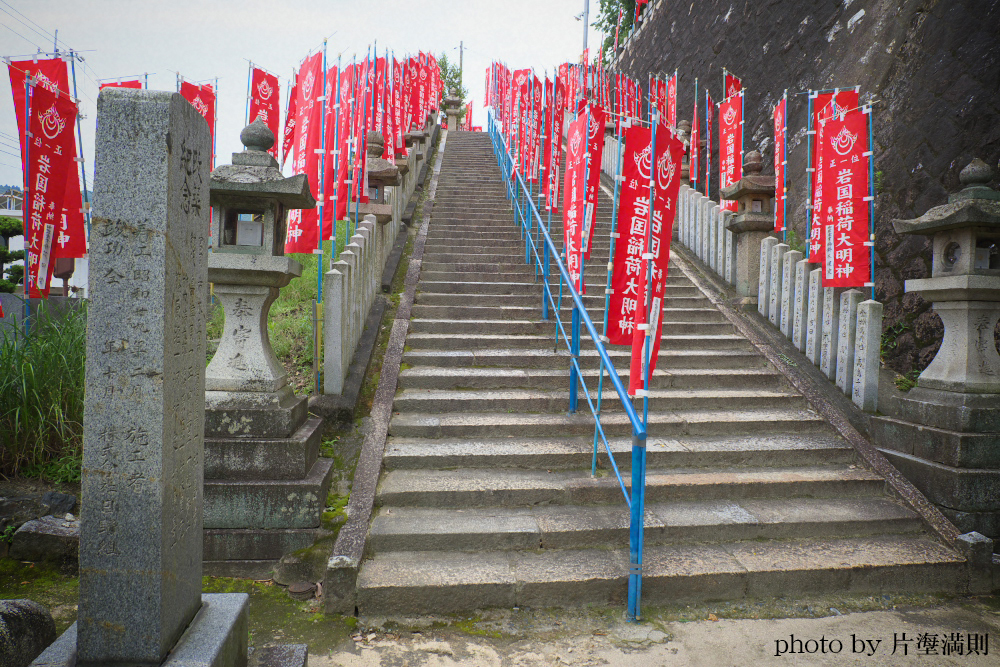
[616,0,1000,374]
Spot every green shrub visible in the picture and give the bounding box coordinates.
[0,302,86,478]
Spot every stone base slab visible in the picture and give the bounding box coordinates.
[203,527,322,562]
[31,594,249,667]
[886,386,1000,433]
[205,417,323,481]
[204,457,335,530]
[871,415,1000,469]
[205,386,308,439]
[880,449,1000,516]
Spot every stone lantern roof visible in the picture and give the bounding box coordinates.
[893,159,1000,236]
[719,151,775,200]
[210,118,315,209]
[365,131,401,188]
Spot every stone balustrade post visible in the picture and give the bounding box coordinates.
[769,243,789,326]
[780,250,803,337]
[805,268,824,363]
[792,259,813,351]
[836,289,865,394]
[758,237,779,317]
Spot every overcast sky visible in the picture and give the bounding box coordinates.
[0,0,603,188]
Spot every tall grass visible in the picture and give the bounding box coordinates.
[0,302,86,479]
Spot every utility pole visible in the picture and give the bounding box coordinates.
[458,40,464,94]
[581,0,589,100]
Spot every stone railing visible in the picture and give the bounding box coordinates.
[322,115,438,395]
[602,134,621,178]
[675,185,883,412]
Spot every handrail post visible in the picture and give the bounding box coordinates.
[542,241,550,320]
[568,303,580,413]
[627,430,647,621]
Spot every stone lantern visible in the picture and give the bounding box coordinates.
[867,159,1000,551]
[444,88,462,131]
[351,131,400,226]
[204,118,316,438]
[893,158,1000,394]
[720,151,776,297]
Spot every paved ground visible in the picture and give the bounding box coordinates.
[308,596,999,666]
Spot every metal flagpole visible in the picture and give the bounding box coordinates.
[22,75,32,331]
[313,40,329,394]
[68,51,92,239]
[781,89,788,242]
[705,88,711,198]
[865,102,876,301]
[806,90,816,254]
[245,61,252,126]
[212,78,218,169]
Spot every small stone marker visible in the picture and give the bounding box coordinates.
[715,208,726,277]
[852,300,883,412]
[723,211,737,286]
[780,250,802,337]
[758,237,779,316]
[805,268,824,364]
[769,243,789,326]
[708,201,718,271]
[792,259,811,351]
[820,286,841,379]
[81,90,209,664]
[836,289,865,394]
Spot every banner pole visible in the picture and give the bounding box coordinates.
[705,88,710,198]
[782,89,788,243]
[806,90,815,257]
[692,77,698,192]
[866,103,876,301]
[245,61,252,126]
[68,51,92,240]
[23,75,32,332]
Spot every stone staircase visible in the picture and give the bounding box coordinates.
[354,130,965,614]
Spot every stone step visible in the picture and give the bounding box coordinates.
[402,347,769,370]
[404,332,753,352]
[368,498,923,553]
[355,534,964,614]
[393,387,805,413]
[387,407,830,439]
[383,433,851,470]
[376,464,882,508]
[418,271,693,285]
[413,289,705,305]
[407,318,734,337]
[397,366,787,391]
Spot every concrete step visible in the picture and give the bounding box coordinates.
[407,318,734,337]
[376,464,883,508]
[392,388,805,413]
[382,433,851,470]
[368,498,923,552]
[387,407,831,439]
[413,289,705,305]
[402,347,769,370]
[355,534,964,614]
[404,332,754,352]
[397,366,789,391]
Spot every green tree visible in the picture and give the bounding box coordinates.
[594,0,636,63]
[0,215,24,293]
[437,53,468,104]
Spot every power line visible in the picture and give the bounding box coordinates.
[0,22,44,51]
[0,0,67,49]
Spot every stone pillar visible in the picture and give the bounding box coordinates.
[792,260,813,352]
[769,243,789,326]
[805,268,824,363]
[836,289,864,394]
[715,208,726,277]
[779,251,803,337]
[708,201,718,272]
[720,151,777,300]
[758,237,779,317]
[723,211,737,286]
[820,286,842,380]
[852,300,882,412]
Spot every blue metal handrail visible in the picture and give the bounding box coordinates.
[486,110,648,621]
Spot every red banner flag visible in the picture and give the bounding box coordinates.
[99,80,142,90]
[724,72,742,100]
[773,95,787,233]
[285,52,324,253]
[665,76,675,127]
[562,113,588,291]
[8,59,87,259]
[690,90,700,186]
[179,81,216,161]
[628,124,685,395]
[24,83,78,298]
[249,68,280,158]
[819,107,871,287]
[718,92,743,212]
[583,104,606,258]
[705,91,713,191]
[392,58,407,157]
[281,79,297,167]
[808,89,859,263]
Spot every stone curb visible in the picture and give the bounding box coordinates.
[671,244,965,556]
[323,128,447,615]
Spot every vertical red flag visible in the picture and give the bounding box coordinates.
[819,107,870,287]
[562,113,588,291]
[179,81,216,162]
[249,68,280,158]
[547,77,566,213]
[773,95,787,233]
[392,59,407,157]
[666,74,677,128]
[583,104,606,259]
[99,80,142,90]
[690,90,700,187]
[718,92,743,212]
[808,89,859,263]
[23,83,78,298]
[705,91,713,191]
[9,59,87,259]
[334,66,354,222]
[540,77,553,203]
[628,123,685,395]
[285,52,324,253]
[281,79,298,167]
[724,73,742,100]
